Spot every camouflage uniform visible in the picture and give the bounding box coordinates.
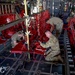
[46,17,63,38]
[40,34,60,61]
[11,31,24,48]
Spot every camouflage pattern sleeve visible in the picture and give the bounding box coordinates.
[40,39,54,48]
[40,35,58,48]
[40,41,51,48]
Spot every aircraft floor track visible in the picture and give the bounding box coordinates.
[0,30,75,75]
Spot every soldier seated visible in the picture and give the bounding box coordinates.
[11,31,24,48]
[39,31,63,62]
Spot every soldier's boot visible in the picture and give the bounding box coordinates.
[57,55,63,63]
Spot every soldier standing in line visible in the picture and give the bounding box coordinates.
[39,31,63,62]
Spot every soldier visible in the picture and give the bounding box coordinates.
[39,31,63,62]
[46,17,63,38]
[11,31,24,48]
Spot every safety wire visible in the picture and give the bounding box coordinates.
[37,0,40,36]
[24,0,30,60]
